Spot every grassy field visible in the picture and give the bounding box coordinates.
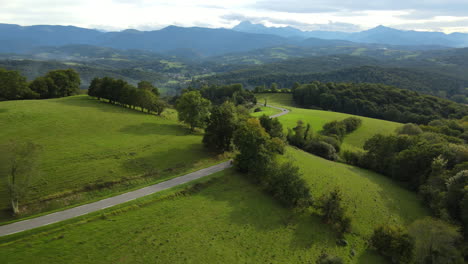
[0,95,223,221]
[0,147,428,263]
[256,93,402,151]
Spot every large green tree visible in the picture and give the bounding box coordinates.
[0,68,36,100]
[233,118,282,175]
[176,91,211,131]
[30,69,80,98]
[203,101,238,153]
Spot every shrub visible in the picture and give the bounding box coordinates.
[341,117,362,133]
[305,140,338,161]
[322,121,347,139]
[370,224,414,263]
[264,161,313,209]
[316,188,351,235]
[254,107,261,112]
[397,123,423,135]
[341,150,364,166]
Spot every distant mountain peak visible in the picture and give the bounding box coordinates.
[367,25,398,32]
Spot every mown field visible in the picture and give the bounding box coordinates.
[0,147,428,263]
[256,93,402,151]
[0,95,223,221]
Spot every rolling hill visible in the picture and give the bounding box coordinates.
[0,95,224,222]
[0,147,429,263]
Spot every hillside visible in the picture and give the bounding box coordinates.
[0,95,223,221]
[204,54,468,102]
[0,147,428,263]
[255,94,401,151]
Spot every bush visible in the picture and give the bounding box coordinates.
[341,117,362,133]
[321,136,341,153]
[370,224,414,263]
[397,123,423,135]
[254,107,261,112]
[316,188,352,235]
[305,140,338,161]
[341,150,364,166]
[322,121,347,139]
[264,161,313,209]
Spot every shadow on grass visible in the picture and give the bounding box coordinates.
[0,108,8,114]
[198,172,338,250]
[52,96,146,114]
[119,123,188,136]
[121,143,213,179]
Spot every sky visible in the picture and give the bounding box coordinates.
[1,0,468,33]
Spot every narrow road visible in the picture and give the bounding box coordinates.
[0,104,290,237]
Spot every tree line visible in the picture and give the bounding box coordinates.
[292,81,468,124]
[88,77,167,115]
[0,68,80,101]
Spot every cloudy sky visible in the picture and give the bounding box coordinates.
[1,0,468,33]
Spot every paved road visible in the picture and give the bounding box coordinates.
[265,104,290,118]
[0,162,232,237]
[0,104,290,237]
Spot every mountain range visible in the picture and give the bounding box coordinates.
[1,22,468,58]
[233,21,468,47]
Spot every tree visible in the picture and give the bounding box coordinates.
[153,98,168,116]
[408,218,464,264]
[233,118,282,175]
[0,68,36,100]
[136,88,158,113]
[259,115,284,139]
[138,81,159,96]
[271,83,278,93]
[45,69,80,97]
[316,188,351,235]
[370,225,414,263]
[176,91,211,131]
[0,141,41,215]
[203,101,238,152]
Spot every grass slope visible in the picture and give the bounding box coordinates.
[0,95,222,221]
[256,93,401,151]
[0,148,428,263]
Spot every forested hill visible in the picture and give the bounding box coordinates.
[292,81,468,124]
[204,66,468,102]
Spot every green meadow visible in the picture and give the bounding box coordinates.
[0,95,223,221]
[256,93,402,151]
[0,147,428,263]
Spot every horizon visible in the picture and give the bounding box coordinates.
[2,21,467,35]
[2,0,468,33]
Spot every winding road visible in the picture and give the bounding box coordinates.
[0,104,290,237]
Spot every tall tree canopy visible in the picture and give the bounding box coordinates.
[176,91,211,131]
